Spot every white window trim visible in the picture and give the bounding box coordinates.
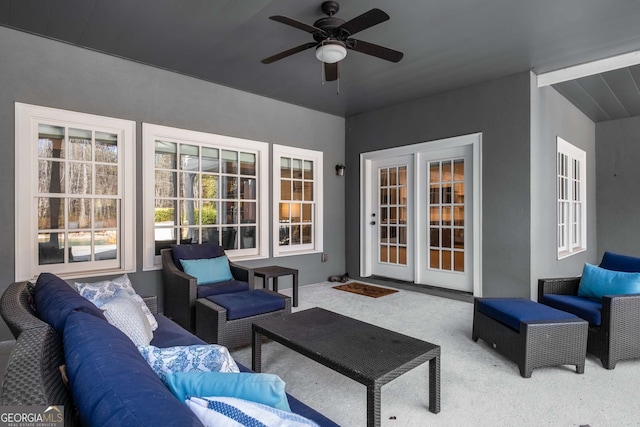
[272,144,324,257]
[557,136,587,260]
[142,123,269,270]
[15,103,136,281]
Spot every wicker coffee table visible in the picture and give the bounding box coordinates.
[252,307,440,427]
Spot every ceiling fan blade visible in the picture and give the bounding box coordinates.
[324,62,338,81]
[339,8,389,36]
[269,15,325,35]
[349,39,403,63]
[261,42,317,64]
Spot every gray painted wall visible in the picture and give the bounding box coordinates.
[530,75,597,300]
[345,72,532,298]
[0,27,345,340]
[596,116,640,258]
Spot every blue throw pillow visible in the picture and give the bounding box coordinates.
[166,371,291,412]
[181,256,233,285]
[577,263,640,301]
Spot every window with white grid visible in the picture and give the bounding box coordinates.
[557,137,586,259]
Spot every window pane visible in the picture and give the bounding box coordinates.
[95,199,117,228]
[155,141,177,169]
[68,198,91,229]
[222,227,238,249]
[240,202,256,224]
[429,249,439,268]
[292,181,302,201]
[442,161,452,181]
[398,166,407,185]
[202,147,219,173]
[39,160,65,194]
[201,201,217,225]
[281,158,291,178]
[179,173,199,198]
[68,128,92,161]
[38,233,65,265]
[155,199,176,227]
[240,153,256,175]
[95,230,117,260]
[390,168,397,186]
[69,163,92,195]
[180,144,199,171]
[38,197,64,229]
[38,125,65,159]
[221,150,237,174]
[155,171,176,198]
[221,176,238,199]
[291,203,301,222]
[95,165,118,195]
[302,224,312,244]
[240,178,256,200]
[221,201,238,224]
[429,184,439,204]
[241,226,256,249]
[302,204,312,222]
[292,159,302,179]
[201,175,217,199]
[291,225,301,244]
[68,231,91,263]
[201,227,218,245]
[95,132,118,163]
[380,168,388,186]
[303,161,313,179]
[281,180,292,200]
[303,182,313,201]
[181,227,200,244]
[279,225,290,246]
[279,203,290,222]
[429,162,439,182]
[181,200,199,225]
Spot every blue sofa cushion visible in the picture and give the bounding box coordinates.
[577,263,640,301]
[64,310,202,427]
[540,294,602,326]
[196,280,249,299]
[151,314,207,348]
[599,251,640,273]
[171,243,223,271]
[208,290,285,321]
[33,272,106,335]
[477,298,579,331]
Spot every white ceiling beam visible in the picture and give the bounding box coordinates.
[537,50,640,87]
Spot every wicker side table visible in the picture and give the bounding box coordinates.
[253,265,299,307]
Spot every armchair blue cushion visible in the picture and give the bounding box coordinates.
[539,294,602,326]
[171,243,224,271]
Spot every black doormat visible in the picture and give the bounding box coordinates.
[332,282,399,298]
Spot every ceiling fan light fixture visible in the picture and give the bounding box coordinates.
[315,41,347,63]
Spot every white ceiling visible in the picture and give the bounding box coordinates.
[2,0,640,119]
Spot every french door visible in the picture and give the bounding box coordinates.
[361,134,480,295]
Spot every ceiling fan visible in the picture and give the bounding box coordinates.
[261,1,403,82]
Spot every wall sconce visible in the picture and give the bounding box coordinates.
[335,164,346,176]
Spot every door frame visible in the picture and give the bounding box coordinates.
[360,133,483,296]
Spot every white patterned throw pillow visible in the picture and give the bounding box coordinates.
[185,396,319,427]
[138,344,239,384]
[102,295,153,347]
[75,274,158,330]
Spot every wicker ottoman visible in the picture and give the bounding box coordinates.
[195,289,291,349]
[472,298,588,378]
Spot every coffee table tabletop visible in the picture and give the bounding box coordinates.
[252,307,440,427]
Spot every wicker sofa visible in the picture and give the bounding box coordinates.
[0,274,338,426]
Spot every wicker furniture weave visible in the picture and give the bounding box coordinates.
[195,290,291,349]
[538,277,640,369]
[0,281,161,427]
[472,298,588,378]
[252,307,440,427]
[160,247,255,332]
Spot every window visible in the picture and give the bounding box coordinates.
[557,137,586,259]
[15,103,136,280]
[143,124,268,269]
[273,144,323,257]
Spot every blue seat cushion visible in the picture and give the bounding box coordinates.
[33,272,106,335]
[151,314,207,348]
[64,310,202,426]
[207,290,285,320]
[477,298,579,331]
[540,294,603,326]
[196,280,249,299]
[171,243,224,271]
[599,251,640,273]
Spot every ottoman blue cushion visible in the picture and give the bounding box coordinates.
[540,294,602,326]
[599,251,640,273]
[477,298,578,331]
[64,311,202,426]
[207,290,285,320]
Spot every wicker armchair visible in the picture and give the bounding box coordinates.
[161,246,254,333]
[538,277,640,369]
